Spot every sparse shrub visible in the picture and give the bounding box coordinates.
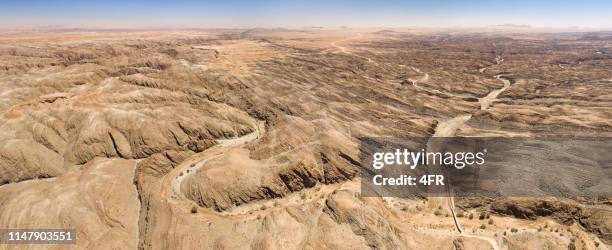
[503,231,507,236]
[300,193,307,200]
[401,206,409,212]
[163,48,179,58]
[190,163,195,168]
[479,211,487,220]
[179,172,184,176]
[480,224,486,230]
[273,201,279,207]
[538,227,543,232]
[511,228,518,233]
[544,223,548,228]
[434,210,442,216]
[468,213,474,220]
[595,241,599,247]
[256,215,261,220]
[260,205,267,210]
[568,241,576,250]
[457,211,465,217]
[488,219,494,225]
[438,205,443,210]
[190,206,198,214]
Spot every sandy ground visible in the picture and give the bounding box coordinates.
[1,29,609,249]
[172,121,264,196]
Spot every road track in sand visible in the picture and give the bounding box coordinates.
[331,33,375,63]
[172,123,262,196]
[161,121,265,209]
[165,37,508,248]
[429,64,509,250]
[407,66,477,100]
[333,35,507,249]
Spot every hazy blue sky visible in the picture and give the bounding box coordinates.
[1,0,611,29]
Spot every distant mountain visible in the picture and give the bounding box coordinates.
[373,29,397,34]
[495,24,532,28]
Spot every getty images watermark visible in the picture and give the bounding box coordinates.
[369,143,487,187]
[360,137,612,198]
[372,148,487,170]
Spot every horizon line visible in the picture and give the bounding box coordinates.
[2,24,612,32]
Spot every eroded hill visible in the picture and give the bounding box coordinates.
[0,29,610,250]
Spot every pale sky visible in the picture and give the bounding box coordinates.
[1,0,611,29]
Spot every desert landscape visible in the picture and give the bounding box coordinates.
[0,27,610,249]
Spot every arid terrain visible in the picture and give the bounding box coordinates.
[0,28,610,249]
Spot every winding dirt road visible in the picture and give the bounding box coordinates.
[331,34,374,63]
[479,75,511,110]
[334,34,507,249]
[172,123,262,196]
[427,59,509,250]
[409,66,477,99]
[162,121,265,208]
